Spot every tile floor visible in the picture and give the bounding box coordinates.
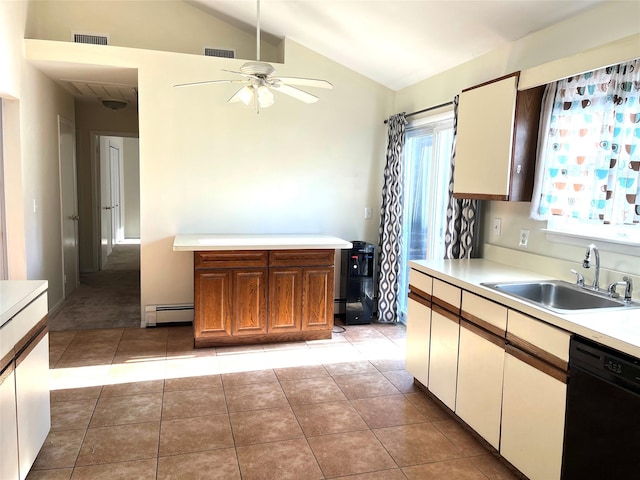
[30,322,521,479]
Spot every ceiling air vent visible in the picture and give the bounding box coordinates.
[73,33,109,45]
[204,47,235,59]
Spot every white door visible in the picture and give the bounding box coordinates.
[58,117,79,297]
[109,145,123,243]
[100,138,113,268]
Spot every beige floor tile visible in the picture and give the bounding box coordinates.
[216,344,265,355]
[352,395,426,429]
[292,401,368,436]
[50,386,102,403]
[76,422,160,466]
[68,329,123,346]
[374,423,463,467]
[403,392,451,421]
[369,358,406,372]
[121,326,169,342]
[162,387,227,419]
[157,448,240,480]
[237,439,323,480]
[48,330,77,348]
[164,355,220,378]
[433,419,488,457]
[49,365,111,391]
[274,365,329,381]
[324,360,378,376]
[224,382,289,412]
[470,454,521,480]
[31,429,86,470]
[333,372,401,400]
[308,430,397,478]
[230,406,304,445]
[280,376,347,405]
[100,379,164,397]
[55,343,118,368]
[115,339,167,357]
[216,352,272,374]
[380,370,418,393]
[26,468,73,480]
[402,457,488,479]
[333,469,408,480]
[159,414,234,456]
[70,458,157,480]
[164,373,222,391]
[262,341,308,351]
[106,360,167,384]
[89,392,162,427]
[221,369,278,386]
[50,398,97,431]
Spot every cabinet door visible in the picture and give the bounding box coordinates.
[195,270,232,338]
[406,296,431,387]
[301,266,334,331]
[15,331,50,480]
[501,349,566,480]
[269,267,302,333]
[0,367,19,480]
[428,305,459,411]
[231,269,267,336]
[456,323,504,449]
[454,74,518,199]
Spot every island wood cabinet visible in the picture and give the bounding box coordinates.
[194,249,334,347]
[454,72,545,201]
[406,269,433,387]
[427,279,461,411]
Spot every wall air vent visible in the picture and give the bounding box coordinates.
[204,47,235,58]
[73,33,109,45]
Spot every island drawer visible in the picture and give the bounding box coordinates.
[195,250,268,269]
[269,249,334,267]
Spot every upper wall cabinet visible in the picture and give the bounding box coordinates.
[453,72,545,201]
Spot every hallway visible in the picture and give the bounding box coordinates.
[49,243,141,331]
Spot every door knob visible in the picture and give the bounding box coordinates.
[103,206,112,210]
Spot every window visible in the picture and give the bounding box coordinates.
[398,113,453,323]
[531,58,640,249]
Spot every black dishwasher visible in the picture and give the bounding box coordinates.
[562,336,640,479]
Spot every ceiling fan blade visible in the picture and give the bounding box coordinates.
[222,69,259,80]
[173,79,244,88]
[272,84,319,104]
[275,77,333,89]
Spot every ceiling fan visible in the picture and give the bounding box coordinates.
[174,0,333,113]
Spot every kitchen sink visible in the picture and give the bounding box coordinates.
[481,280,640,313]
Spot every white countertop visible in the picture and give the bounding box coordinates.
[410,259,640,358]
[173,234,353,251]
[1,280,48,328]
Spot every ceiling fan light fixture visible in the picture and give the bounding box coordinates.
[257,85,274,108]
[237,86,254,105]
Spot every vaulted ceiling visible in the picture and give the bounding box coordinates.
[189,0,605,90]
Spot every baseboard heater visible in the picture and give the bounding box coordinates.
[143,304,194,327]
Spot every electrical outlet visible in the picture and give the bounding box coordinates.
[364,207,372,219]
[492,218,502,237]
[519,229,530,248]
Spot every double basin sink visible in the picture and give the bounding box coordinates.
[481,279,640,314]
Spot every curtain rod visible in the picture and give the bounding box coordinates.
[383,101,453,124]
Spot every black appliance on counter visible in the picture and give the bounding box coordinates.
[561,336,640,478]
[341,241,375,325]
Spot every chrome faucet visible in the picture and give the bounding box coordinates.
[583,244,600,290]
[608,276,633,302]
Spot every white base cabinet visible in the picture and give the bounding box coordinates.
[428,306,459,411]
[455,323,504,449]
[406,297,431,386]
[15,332,51,480]
[1,368,19,480]
[501,350,567,480]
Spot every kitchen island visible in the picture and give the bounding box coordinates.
[173,234,352,347]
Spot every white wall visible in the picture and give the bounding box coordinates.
[395,1,640,283]
[1,0,76,310]
[25,36,394,311]
[30,0,281,63]
[122,137,140,239]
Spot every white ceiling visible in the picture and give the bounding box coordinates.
[190,0,605,90]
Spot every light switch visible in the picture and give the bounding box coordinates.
[492,218,501,237]
[364,207,372,219]
[519,229,529,248]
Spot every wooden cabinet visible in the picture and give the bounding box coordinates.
[500,310,570,480]
[194,249,334,347]
[427,279,461,411]
[406,269,433,387]
[454,72,545,201]
[456,292,508,450]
